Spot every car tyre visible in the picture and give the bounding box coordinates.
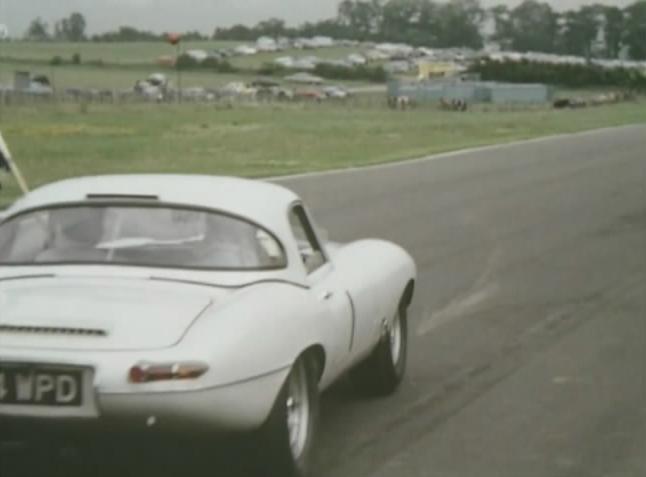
[255,355,320,477]
[351,302,408,396]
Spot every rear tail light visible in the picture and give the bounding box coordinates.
[129,361,209,383]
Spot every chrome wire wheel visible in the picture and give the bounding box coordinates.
[389,311,403,366]
[256,355,319,477]
[286,361,310,459]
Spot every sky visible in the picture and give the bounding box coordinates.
[0,0,637,37]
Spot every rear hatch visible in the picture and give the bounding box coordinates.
[0,277,221,351]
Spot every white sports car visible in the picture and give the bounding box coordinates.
[0,175,416,476]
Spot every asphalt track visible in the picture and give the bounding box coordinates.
[2,124,645,476]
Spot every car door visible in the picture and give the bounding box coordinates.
[288,204,355,378]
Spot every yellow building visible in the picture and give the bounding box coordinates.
[417,61,462,81]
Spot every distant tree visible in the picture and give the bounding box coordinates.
[92,26,161,42]
[212,0,488,47]
[336,0,382,40]
[489,5,513,49]
[254,18,287,37]
[25,17,50,41]
[181,30,207,41]
[624,1,646,60]
[380,0,416,39]
[471,57,646,90]
[338,0,355,26]
[380,0,438,46]
[55,12,87,41]
[68,12,87,41]
[508,0,559,53]
[205,0,646,56]
[54,20,64,40]
[435,0,485,49]
[416,0,439,44]
[602,6,624,58]
[54,20,65,40]
[299,19,350,39]
[560,5,602,58]
[213,24,255,41]
[490,2,628,58]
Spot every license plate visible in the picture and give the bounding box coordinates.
[0,364,84,407]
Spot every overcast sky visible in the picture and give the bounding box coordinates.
[0,0,637,37]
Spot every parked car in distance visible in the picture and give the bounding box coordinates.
[294,89,326,102]
[322,85,351,99]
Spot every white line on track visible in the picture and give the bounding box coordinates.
[417,248,502,335]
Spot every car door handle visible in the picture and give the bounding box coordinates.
[319,290,334,301]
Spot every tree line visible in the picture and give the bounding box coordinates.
[24,1,646,60]
[471,58,646,90]
[25,14,210,43]
[26,13,87,42]
[216,0,646,60]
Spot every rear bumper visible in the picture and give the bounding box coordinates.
[0,367,289,438]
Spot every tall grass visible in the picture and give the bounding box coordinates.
[1,99,644,207]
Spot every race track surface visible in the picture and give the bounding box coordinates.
[281,125,646,477]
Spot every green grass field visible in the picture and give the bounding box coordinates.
[1,100,644,208]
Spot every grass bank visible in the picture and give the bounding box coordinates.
[0,100,644,207]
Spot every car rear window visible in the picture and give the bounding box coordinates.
[0,205,286,270]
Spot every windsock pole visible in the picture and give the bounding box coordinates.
[0,130,29,195]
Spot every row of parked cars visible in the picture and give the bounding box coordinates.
[552,90,636,109]
[131,74,352,103]
[1,71,352,105]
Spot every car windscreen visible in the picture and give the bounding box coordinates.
[0,205,286,270]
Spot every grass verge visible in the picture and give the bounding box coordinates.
[0,100,644,208]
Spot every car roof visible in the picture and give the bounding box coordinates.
[6,175,300,231]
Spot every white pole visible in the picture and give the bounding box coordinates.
[0,131,29,194]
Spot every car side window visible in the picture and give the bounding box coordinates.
[288,205,326,274]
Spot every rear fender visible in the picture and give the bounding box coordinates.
[331,240,416,360]
[180,282,327,391]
